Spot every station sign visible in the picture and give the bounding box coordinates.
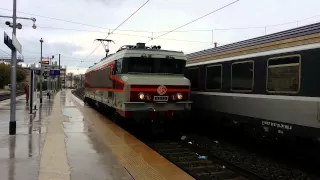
[34,69,40,75]
[50,69,60,76]
[12,33,22,54]
[41,60,50,65]
[3,31,14,51]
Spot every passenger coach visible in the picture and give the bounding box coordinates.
[84,43,191,124]
[186,22,320,140]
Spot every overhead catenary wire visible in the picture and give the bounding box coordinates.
[0,7,108,29]
[20,51,97,63]
[1,7,319,33]
[0,48,10,55]
[146,0,240,43]
[77,0,151,68]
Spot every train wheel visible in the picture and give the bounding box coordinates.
[84,97,89,105]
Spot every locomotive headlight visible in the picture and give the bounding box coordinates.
[138,92,145,100]
[177,93,183,100]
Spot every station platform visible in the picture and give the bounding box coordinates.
[0,90,194,180]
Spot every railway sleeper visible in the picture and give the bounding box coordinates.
[155,147,188,152]
[159,151,193,156]
[177,160,212,165]
[195,170,238,177]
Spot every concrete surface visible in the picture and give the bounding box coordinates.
[0,90,193,180]
[0,94,51,180]
[0,91,134,180]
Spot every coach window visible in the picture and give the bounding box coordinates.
[231,61,254,92]
[267,54,300,93]
[186,67,199,90]
[205,64,222,90]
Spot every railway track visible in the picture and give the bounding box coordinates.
[147,140,258,180]
[0,91,25,101]
[72,88,316,180]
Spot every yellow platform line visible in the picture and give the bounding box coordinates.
[70,92,194,180]
[38,92,71,180]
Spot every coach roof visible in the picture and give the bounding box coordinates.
[186,22,320,60]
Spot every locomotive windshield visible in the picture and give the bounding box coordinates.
[125,57,186,74]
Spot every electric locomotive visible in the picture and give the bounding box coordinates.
[84,43,191,124]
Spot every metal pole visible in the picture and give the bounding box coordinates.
[49,57,51,94]
[9,0,17,135]
[29,69,33,114]
[212,30,214,45]
[80,75,82,88]
[64,69,66,89]
[58,54,60,90]
[39,38,43,103]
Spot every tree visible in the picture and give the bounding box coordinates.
[0,64,10,88]
[16,68,26,83]
[0,63,26,89]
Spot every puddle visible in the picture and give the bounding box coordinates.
[63,108,83,119]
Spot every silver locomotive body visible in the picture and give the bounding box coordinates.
[84,43,191,122]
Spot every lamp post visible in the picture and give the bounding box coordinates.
[1,1,37,135]
[9,0,18,135]
[39,38,43,103]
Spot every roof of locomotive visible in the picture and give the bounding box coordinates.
[186,22,320,62]
[85,46,187,73]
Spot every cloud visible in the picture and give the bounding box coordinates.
[18,38,83,56]
[87,0,125,6]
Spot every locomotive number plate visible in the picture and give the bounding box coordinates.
[154,96,168,101]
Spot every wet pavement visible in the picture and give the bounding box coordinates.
[69,91,194,180]
[0,94,53,180]
[0,90,193,180]
[60,91,133,180]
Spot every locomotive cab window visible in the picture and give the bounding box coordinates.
[186,67,199,90]
[267,55,301,93]
[231,61,254,91]
[205,64,222,90]
[159,59,186,74]
[127,57,154,73]
[125,57,185,74]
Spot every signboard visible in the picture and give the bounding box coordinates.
[3,31,14,50]
[12,33,22,54]
[34,70,40,75]
[50,70,60,76]
[41,61,49,65]
[43,70,49,80]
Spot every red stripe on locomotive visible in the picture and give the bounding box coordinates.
[130,85,189,102]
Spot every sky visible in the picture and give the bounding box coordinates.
[0,0,320,74]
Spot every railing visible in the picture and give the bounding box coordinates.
[0,55,24,62]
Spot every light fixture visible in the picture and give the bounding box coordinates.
[138,92,145,100]
[32,23,37,29]
[176,93,183,100]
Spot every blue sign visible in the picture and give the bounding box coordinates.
[50,70,60,76]
[4,31,14,51]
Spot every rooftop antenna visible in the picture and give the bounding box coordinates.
[94,39,115,57]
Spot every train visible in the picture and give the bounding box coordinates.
[185,22,320,141]
[84,42,192,126]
